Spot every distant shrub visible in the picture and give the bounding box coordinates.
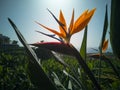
[0,53,35,90]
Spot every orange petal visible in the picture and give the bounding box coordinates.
[36,21,65,38]
[68,9,74,33]
[74,9,89,26]
[70,8,96,35]
[59,10,67,36]
[102,39,108,52]
[70,9,88,35]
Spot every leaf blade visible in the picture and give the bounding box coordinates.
[80,26,87,60]
[8,18,57,90]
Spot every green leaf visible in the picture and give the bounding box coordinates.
[110,0,120,59]
[51,51,69,67]
[63,70,85,90]
[68,80,72,90]
[99,5,108,53]
[80,26,87,60]
[8,18,57,90]
[52,72,67,90]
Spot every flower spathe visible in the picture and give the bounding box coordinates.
[36,8,96,43]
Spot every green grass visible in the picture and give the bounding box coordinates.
[0,53,35,90]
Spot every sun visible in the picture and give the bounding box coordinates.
[43,0,71,9]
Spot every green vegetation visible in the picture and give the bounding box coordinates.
[0,51,120,90]
[42,55,120,90]
[0,53,35,90]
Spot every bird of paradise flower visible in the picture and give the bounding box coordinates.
[89,39,109,59]
[8,8,103,89]
[36,8,96,43]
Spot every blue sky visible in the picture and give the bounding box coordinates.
[0,0,111,49]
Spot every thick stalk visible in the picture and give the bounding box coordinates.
[71,45,101,90]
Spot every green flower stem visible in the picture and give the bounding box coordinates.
[71,45,101,90]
